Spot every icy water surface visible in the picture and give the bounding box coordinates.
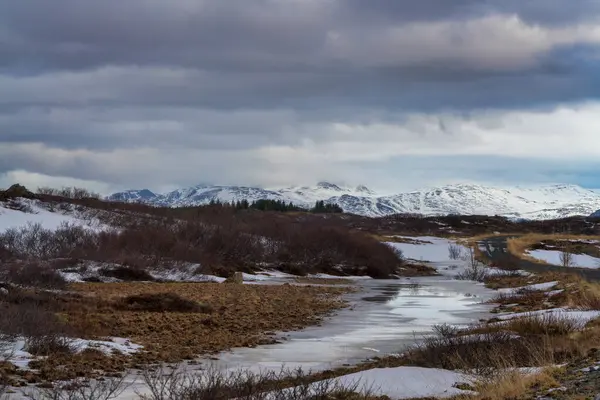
[207,275,495,373]
[12,275,496,400]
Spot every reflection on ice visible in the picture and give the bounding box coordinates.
[208,276,496,374]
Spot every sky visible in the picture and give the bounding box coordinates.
[1,0,600,195]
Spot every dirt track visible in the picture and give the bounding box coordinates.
[479,236,600,281]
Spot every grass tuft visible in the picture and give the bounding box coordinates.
[118,292,213,313]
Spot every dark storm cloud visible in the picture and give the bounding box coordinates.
[344,0,600,24]
[0,0,599,190]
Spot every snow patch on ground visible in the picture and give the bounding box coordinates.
[495,308,600,329]
[149,265,226,283]
[497,281,559,295]
[276,367,475,399]
[4,337,143,370]
[0,201,89,232]
[527,249,600,269]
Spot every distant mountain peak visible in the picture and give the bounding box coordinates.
[107,189,157,202]
[316,181,344,191]
[355,184,375,195]
[108,182,600,220]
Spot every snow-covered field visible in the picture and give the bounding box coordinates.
[497,281,559,295]
[527,249,600,269]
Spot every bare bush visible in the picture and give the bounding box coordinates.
[448,243,463,260]
[462,246,479,268]
[2,261,67,290]
[455,246,489,282]
[0,222,93,261]
[23,375,128,400]
[2,195,403,278]
[0,303,75,356]
[37,186,100,200]
[560,248,573,268]
[455,264,489,282]
[404,329,551,377]
[137,364,371,400]
[0,331,15,398]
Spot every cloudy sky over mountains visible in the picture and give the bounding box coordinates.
[1,0,599,193]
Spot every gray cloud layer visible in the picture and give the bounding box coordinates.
[1,1,599,192]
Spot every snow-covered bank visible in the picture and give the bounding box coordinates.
[275,366,476,399]
[494,308,600,329]
[527,249,600,269]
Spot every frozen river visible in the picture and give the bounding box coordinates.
[206,275,495,373]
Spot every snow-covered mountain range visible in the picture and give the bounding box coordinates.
[108,182,600,220]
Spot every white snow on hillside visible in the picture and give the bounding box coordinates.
[0,200,87,232]
[109,182,600,220]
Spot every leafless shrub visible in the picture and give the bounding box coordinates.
[404,328,550,378]
[3,198,35,213]
[22,375,128,400]
[37,186,100,200]
[560,248,573,268]
[0,303,75,356]
[448,243,463,260]
[3,261,67,290]
[137,364,371,400]
[3,194,402,278]
[0,222,92,261]
[455,246,489,282]
[455,264,489,282]
[0,330,15,398]
[25,334,76,357]
[461,246,479,269]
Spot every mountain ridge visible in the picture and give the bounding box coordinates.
[107,182,600,220]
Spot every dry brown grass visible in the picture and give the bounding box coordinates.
[292,277,354,285]
[484,270,576,290]
[23,282,349,381]
[457,368,560,400]
[560,277,600,310]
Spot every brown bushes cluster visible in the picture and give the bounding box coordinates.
[0,215,402,278]
[0,301,76,357]
[36,186,100,200]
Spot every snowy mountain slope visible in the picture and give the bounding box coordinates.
[0,199,103,232]
[108,182,600,220]
[108,189,157,203]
